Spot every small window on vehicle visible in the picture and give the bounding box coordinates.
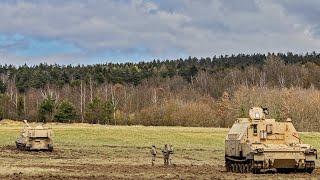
[266,124,273,134]
[260,130,267,139]
[253,124,258,135]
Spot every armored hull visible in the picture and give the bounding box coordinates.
[225,107,317,173]
[16,121,53,151]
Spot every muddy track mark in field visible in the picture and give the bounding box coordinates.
[6,164,320,179]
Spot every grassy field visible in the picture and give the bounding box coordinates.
[0,120,319,179]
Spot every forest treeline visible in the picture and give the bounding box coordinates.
[1,52,320,131]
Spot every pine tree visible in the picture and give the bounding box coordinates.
[85,97,107,124]
[17,96,24,119]
[38,96,56,123]
[0,80,6,94]
[54,100,77,123]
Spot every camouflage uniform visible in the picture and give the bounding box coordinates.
[150,145,157,166]
[162,144,173,166]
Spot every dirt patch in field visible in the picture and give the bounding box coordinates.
[0,145,87,159]
[1,145,319,179]
[3,163,320,180]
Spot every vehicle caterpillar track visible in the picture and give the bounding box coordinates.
[225,107,317,173]
[16,120,54,151]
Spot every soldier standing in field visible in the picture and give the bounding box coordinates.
[162,144,174,166]
[150,145,157,166]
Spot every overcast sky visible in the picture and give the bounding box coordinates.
[0,0,319,65]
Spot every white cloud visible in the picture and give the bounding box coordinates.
[0,0,319,65]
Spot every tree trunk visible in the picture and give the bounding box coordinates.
[23,93,26,119]
[90,76,93,103]
[80,80,84,123]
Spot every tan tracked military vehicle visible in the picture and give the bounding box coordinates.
[225,107,317,173]
[16,120,53,151]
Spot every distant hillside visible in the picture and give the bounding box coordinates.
[0,52,319,92]
[0,52,320,131]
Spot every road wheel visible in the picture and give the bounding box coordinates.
[305,161,315,174]
[307,168,314,174]
[235,163,240,173]
[242,164,245,173]
[249,164,253,173]
[48,144,53,152]
[231,164,235,172]
[244,164,249,173]
[252,168,256,174]
[225,161,230,172]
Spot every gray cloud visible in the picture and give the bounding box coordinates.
[274,0,320,38]
[0,0,319,65]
